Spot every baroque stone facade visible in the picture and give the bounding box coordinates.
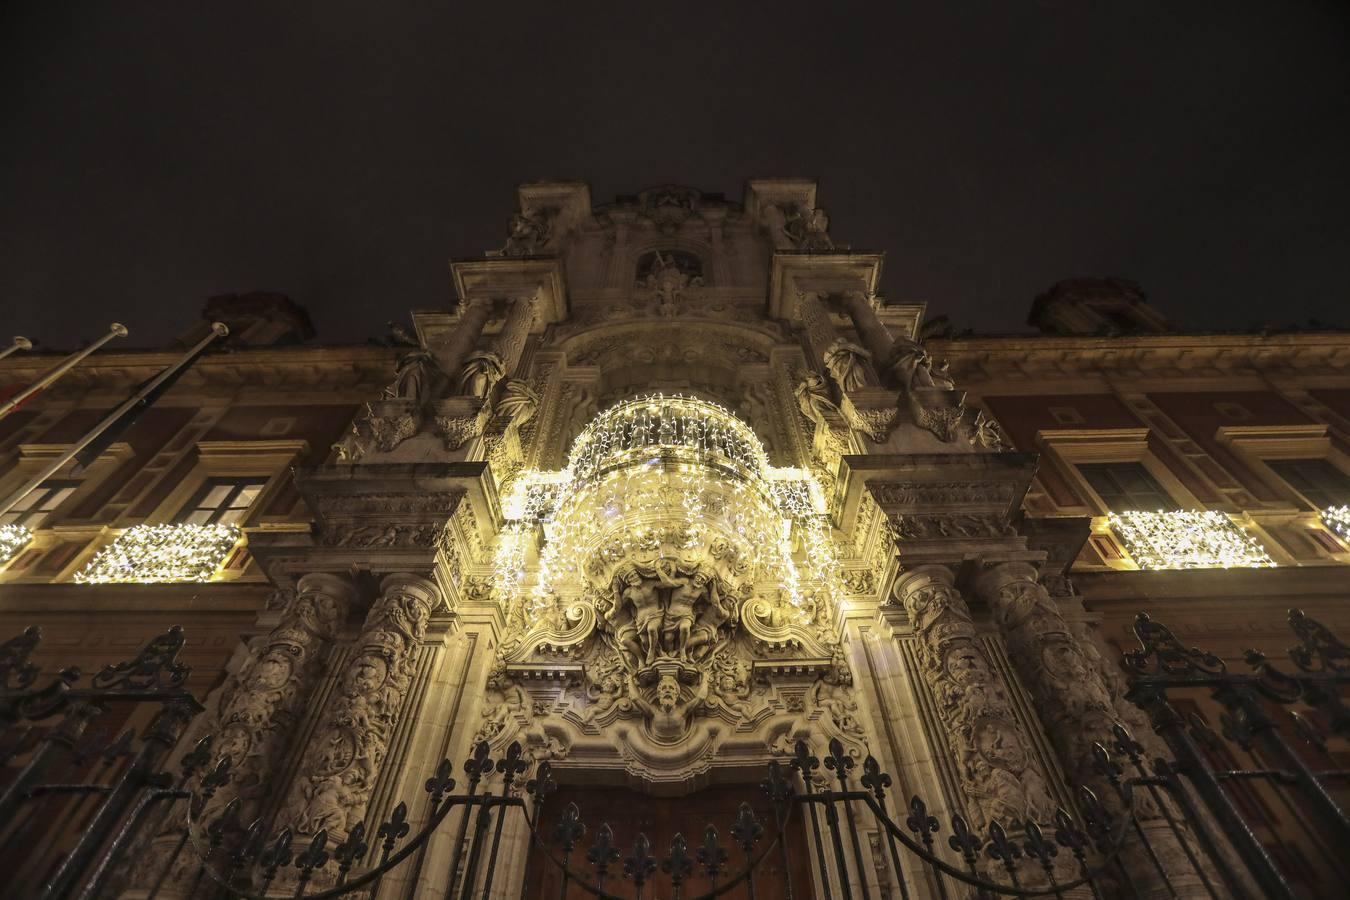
[3,178,1348,899]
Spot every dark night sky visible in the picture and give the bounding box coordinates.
[3,2,1348,349]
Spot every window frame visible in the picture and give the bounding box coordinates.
[1076,461,1180,513]
[1215,424,1350,513]
[177,475,271,526]
[1035,427,1203,517]
[146,439,308,529]
[0,479,83,528]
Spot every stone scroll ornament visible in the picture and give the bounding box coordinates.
[893,565,1057,831]
[284,574,439,839]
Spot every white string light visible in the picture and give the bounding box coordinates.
[1107,510,1275,570]
[492,395,845,618]
[0,524,32,567]
[75,523,242,583]
[1322,506,1350,543]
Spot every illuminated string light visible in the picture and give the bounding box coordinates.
[1107,510,1275,570]
[1323,506,1350,543]
[491,395,847,618]
[75,523,241,583]
[0,524,32,566]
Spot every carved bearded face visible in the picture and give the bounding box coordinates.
[655,674,681,712]
[1041,640,1089,682]
[348,655,388,695]
[975,720,1028,772]
[944,646,988,686]
[250,650,292,691]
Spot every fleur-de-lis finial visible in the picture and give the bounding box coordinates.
[730,803,763,852]
[663,833,694,886]
[377,801,411,852]
[1052,808,1088,862]
[948,814,982,868]
[986,820,1023,876]
[1022,820,1058,877]
[294,829,330,884]
[623,833,658,887]
[697,825,728,880]
[860,755,892,800]
[465,741,494,782]
[907,795,940,851]
[587,823,621,879]
[552,802,586,852]
[424,758,456,803]
[333,822,368,880]
[823,737,854,785]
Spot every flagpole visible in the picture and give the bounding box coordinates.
[0,323,228,518]
[0,336,33,362]
[0,324,129,421]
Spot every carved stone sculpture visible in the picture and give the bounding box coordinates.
[782,203,834,251]
[283,574,439,839]
[893,565,1056,830]
[794,370,840,430]
[386,344,440,402]
[497,377,541,433]
[887,336,955,394]
[823,338,871,393]
[457,349,506,399]
[500,207,552,256]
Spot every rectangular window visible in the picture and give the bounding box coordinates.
[0,480,80,528]
[1078,462,1178,512]
[1266,458,1350,509]
[178,477,268,525]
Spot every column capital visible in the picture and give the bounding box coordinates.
[295,571,361,605]
[972,560,1042,595]
[378,572,442,608]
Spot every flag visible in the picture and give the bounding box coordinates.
[71,340,217,472]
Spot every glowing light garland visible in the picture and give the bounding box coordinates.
[493,395,846,616]
[75,523,242,584]
[1322,506,1350,543]
[0,524,32,566]
[1107,510,1275,570]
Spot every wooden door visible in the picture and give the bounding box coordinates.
[523,783,815,900]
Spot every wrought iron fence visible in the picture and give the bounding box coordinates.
[1,607,1347,899]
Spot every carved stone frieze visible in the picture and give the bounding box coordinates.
[869,479,1020,511]
[887,513,1015,542]
[323,522,442,549]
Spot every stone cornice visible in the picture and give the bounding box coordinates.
[932,331,1350,381]
[0,345,396,398]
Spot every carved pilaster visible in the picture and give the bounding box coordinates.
[281,574,440,839]
[212,574,359,820]
[977,562,1216,895]
[891,565,1057,831]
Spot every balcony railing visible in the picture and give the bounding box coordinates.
[73,523,242,583]
[1106,509,1276,570]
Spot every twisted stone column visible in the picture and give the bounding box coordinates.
[492,294,538,376]
[281,573,440,839]
[435,297,495,380]
[975,562,1212,896]
[796,291,843,371]
[837,290,894,366]
[208,574,359,821]
[132,574,356,894]
[892,565,1058,832]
